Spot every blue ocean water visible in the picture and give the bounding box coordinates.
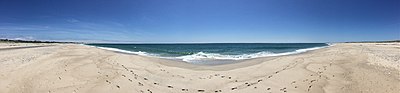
[87,43,329,64]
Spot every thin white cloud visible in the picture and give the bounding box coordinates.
[12,36,34,40]
[0,35,35,40]
[66,18,80,23]
[0,20,146,42]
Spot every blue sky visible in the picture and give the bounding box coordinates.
[0,0,399,43]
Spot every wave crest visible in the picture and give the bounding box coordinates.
[175,46,328,62]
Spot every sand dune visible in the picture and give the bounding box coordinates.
[0,43,399,93]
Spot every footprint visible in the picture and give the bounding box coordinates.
[197,90,205,92]
[291,81,296,84]
[310,80,316,83]
[231,87,237,90]
[181,88,188,91]
[105,80,111,84]
[280,87,287,92]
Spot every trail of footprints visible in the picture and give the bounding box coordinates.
[111,59,308,92]
[55,57,336,93]
[296,62,335,92]
[229,60,302,92]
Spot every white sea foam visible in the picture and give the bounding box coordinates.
[175,45,330,62]
[94,46,152,56]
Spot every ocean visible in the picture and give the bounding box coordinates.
[87,43,329,65]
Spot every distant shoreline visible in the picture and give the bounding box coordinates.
[344,40,400,43]
[0,39,82,44]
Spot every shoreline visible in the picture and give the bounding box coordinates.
[85,43,332,66]
[0,42,398,93]
[85,43,334,71]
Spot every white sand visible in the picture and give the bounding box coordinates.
[0,43,399,93]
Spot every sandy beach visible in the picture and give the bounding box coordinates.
[0,42,399,93]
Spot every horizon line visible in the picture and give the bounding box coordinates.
[2,38,399,44]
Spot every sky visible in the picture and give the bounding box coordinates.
[0,0,399,43]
